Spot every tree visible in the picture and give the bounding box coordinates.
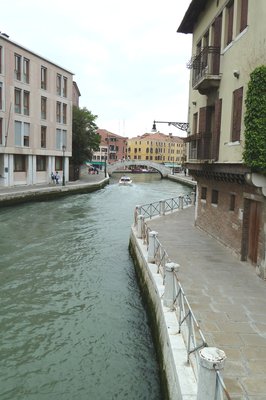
[243,65,266,173]
[71,106,100,179]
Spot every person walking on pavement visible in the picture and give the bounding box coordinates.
[55,171,60,184]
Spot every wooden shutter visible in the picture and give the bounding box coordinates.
[232,87,243,142]
[227,1,234,45]
[212,14,222,74]
[198,107,207,134]
[240,0,248,32]
[212,99,222,160]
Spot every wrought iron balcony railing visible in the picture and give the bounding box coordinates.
[187,46,221,91]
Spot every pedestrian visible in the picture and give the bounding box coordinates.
[55,171,60,184]
[51,172,56,184]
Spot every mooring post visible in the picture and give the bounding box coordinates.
[197,347,226,400]
[163,262,180,307]
[148,231,158,263]
[137,215,144,239]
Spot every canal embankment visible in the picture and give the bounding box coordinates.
[0,172,109,207]
[132,204,266,399]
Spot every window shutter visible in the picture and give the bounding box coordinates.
[227,1,234,45]
[212,99,222,160]
[198,107,207,134]
[232,87,243,142]
[240,0,248,32]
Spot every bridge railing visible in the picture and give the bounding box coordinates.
[134,196,231,400]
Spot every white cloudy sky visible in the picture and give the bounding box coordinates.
[2,0,192,137]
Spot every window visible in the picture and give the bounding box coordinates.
[0,82,2,110]
[55,157,63,171]
[23,123,30,146]
[0,46,2,74]
[0,118,2,145]
[63,104,67,124]
[41,66,47,90]
[63,77,67,97]
[14,54,21,80]
[14,121,30,147]
[14,155,26,172]
[23,91,30,115]
[41,126,46,148]
[14,121,21,145]
[41,97,47,119]
[37,155,46,171]
[56,102,61,123]
[229,194,236,211]
[240,0,248,32]
[56,74,62,95]
[23,58,30,83]
[14,88,21,113]
[56,128,67,150]
[231,87,243,142]
[201,187,207,200]
[226,1,234,45]
[211,189,219,205]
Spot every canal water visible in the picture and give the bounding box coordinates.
[0,174,192,400]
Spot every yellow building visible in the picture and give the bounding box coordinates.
[126,132,185,168]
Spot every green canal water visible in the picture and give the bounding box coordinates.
[0,174,192,400]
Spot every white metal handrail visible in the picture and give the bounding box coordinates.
[134,196,231,400]
[136,192,195,220]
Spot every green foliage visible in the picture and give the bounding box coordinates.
[71,106,100,167]
[243,65,266,173]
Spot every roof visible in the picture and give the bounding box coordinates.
[177,0,208,34]
[129,132,185,142]
[0,33,74,75]
[97,129,128,140]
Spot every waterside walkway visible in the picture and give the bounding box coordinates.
[0,171,109,206]
[147,206,266,400]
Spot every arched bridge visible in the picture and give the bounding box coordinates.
[107,160,171,178]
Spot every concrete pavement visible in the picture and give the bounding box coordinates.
[147,206,266,400]
[0,171,109,206]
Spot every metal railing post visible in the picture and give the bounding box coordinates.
[148,231,158,263]
[137,215,144,239]
[163,262,180,308]
[179,195,184,210]
[197,347,226,400]
[159,200,165,216]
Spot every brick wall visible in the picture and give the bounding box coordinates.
[195,178,262,258]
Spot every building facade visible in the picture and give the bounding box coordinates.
[178,0,266,276]
[0,34,73,187]
[91,129,128,168]
[127,132,186,168]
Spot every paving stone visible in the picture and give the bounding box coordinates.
[147,206,266,399]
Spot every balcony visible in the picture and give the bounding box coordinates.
[187,46,221,94]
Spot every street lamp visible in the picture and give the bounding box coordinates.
[152,120,189,132]
[62,144,66,186]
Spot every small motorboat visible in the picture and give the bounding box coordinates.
[119,176,133,185]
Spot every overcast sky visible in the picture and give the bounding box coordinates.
[2,0,192,137]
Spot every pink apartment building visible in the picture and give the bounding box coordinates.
[0,33,73,187]
[91,129,128,167]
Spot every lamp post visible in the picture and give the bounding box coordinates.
[152,120,189,132]
[62,144,66,186]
